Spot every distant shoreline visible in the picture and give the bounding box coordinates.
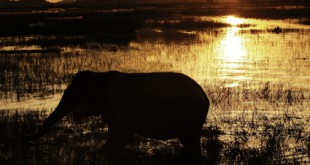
[0,1,310,9]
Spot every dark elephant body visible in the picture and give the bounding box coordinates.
[27,71,210,162]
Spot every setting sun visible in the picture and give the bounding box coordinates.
[226,16,244,26]
[46,0,62,3]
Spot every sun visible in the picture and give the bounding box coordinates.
[226,16,244,26]
[46,0,62,3]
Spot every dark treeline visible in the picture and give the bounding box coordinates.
[0,7,152,46]
[0,0,309,7]
[0,0,52,7]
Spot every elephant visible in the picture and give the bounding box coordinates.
[24,71,210,163]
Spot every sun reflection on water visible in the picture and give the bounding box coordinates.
[218,24,248,87]
[221,27,247,62]
[226,16,245,26]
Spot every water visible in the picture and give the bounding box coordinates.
[0,4,310,164]
[2,8,309,108]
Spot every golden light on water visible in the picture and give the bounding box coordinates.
[221,27,247,62]
[226,16,244,26]
[220,16,248,64]
[218,25,248,87]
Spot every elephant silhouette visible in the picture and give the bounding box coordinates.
[24,71,210,163]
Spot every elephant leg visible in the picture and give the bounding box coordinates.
[104,124,133,164]
[179,134,202,165]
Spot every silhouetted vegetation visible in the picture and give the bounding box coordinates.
[0,8,149,46]
[0,0,50,7]
[0,83,309,164]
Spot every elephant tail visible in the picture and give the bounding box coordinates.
[24,97,71,142]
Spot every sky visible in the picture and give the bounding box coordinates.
[28,0,305,4]
[46,0,243,3]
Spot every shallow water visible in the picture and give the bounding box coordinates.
[1,8,309,108]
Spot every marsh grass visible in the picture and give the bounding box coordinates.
[203,81,310,164]
[0,81,309,164]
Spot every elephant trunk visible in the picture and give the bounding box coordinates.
[25,97,71,142]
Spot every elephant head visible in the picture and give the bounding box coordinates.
[24,71,104,142]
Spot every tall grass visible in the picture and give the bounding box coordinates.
[1,80,309,164]
[203,81,310,164]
